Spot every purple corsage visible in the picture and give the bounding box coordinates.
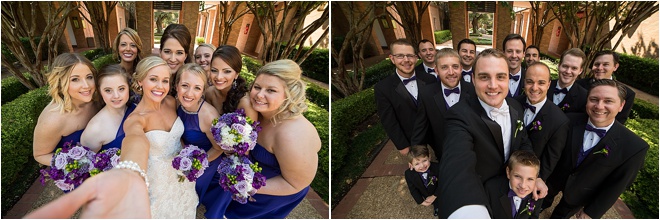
[530,120,542,131]
[592,145,611,157]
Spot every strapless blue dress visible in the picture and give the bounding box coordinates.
[99,104,136,151]
[224,143,310,219]
[55,129,84,152]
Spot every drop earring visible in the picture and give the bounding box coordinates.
[232,79,237,90]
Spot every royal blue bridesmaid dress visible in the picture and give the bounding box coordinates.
[99,104,136,151]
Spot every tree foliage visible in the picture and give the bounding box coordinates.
[331,2,388,97]
[154,10,178,34]
[217,1,250,45]
[387,1,431,47]
[79,1,118,54]
[245,1,329,64]
[548,1,658,76]
[0,2,78,89]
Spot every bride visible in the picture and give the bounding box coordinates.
[122,56,197,218]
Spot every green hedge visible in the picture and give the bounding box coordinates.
[331,87,377,172]
[630,98,659,120]
[306,83,329,111]
[616,54,659,96]
[622,118,659,219]
[91,54,118,70]
[80,48,106,61]
[1,73,33,105]
[242,56,263,76]
[303,101,330,203]
[363,59,396,89]
[299,48,329,84]
[434,30,452,44]
[1,87,51,205]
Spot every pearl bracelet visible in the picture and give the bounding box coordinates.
[114,160,149,188]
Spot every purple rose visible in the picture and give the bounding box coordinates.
[234,180,249,195]
[54,154,68,170]
[68,146,87,160]
[55,180,74,191]
[179,157,192,171]
[179,147,193,157]
[232,123,246,135]
[110,155,120,168]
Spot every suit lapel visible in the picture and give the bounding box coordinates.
[474,98,505,155]
[509,104,521,148]
[526,102,549,132]
[500,194,514,218]
[577,122,620,171]
[394,77,416,108]
[433,86,449,113]
[570,122,586,168]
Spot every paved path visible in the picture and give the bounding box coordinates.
[4,177,328,219]
[332,140,635,219]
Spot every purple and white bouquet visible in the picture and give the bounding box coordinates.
[218,154,267,204]
[210,109,260,155]
[90,148,121,176]
[39,141,97,191]
[172,144,209,182]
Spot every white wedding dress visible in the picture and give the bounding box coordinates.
[145,117,198,218]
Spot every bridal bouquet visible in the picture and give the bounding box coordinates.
[90,148,121,176]
[211,109,266,203]
[172,144,209,182]
[210,109,260,154]
[39,141,97,191]
[218,154,267,204]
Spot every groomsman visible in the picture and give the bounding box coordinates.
[415,39,438,79]
[515,62,569,181]
[545,79,648,218]
[411,48,475,160]
[456,38,477,84]
[504,34,527,98]
[548,48,588,114]
[576,50,635,124]
[375,39,437,155]
[524,45,540,66]
[436,49,541,218]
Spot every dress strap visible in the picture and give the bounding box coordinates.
[197,99,205,112]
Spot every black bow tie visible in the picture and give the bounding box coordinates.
[554,87,569,94]
[428,68,435,73]
[444,87,460,96]
[462,70,472,77]
[524,103,536,113]
[402,76,417,85]
[585,124,607,138]
[510,74,520,82]
[508,189,518,198]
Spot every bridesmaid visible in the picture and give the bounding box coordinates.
[225,59,321,218]
[159,24,192,97]
[204,45,258,120]
[80,64,136,152]
[33,53,101,166]
[113,27,143,75]
[194,43,216,83]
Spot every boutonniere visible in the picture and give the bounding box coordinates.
[593,145,611,157]
[561,103,570,111]
[515,120,524,137]
[530,120,542,131]
[426,176,438,187]
[519,199,536,215]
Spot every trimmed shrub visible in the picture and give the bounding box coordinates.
[616,53,659,96]
[434,30,452,44]
[630,98,659,120]
[80,48,105,61]
[622,118,659,219]
[331,87,377,172]
[1,87,51,202]
[242,56,263,75]
[1,73,33,105]
[306,83,329,111]
[299,48,329,84]
[304,101,329,203]
[91,54,118,70]
[196,37,205,45]
[363,59,396,89]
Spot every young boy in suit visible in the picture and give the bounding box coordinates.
[485,150,543,219]
[404,145,440,216]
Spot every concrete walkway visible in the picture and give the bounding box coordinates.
[332,140,635,219]
[4,177,328,219]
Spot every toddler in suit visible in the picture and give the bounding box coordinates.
[404,145,440,216]
[485,150,543,218]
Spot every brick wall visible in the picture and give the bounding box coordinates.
[181,1,199,57]
[494,2,513,50]
[449,2,467,49]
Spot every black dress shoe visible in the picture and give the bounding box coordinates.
[434,208,439,216]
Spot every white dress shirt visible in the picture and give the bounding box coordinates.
[509,68,522,96]
[462,67,473,83]
[552,83,573,105]
[479,99,513,161]
[423,63,438,78]
[524,98,546,126]
[583,119,614,151]
[396,70,418,100]
[441,83,462,108]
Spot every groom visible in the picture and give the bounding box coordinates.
[437,49,545,218]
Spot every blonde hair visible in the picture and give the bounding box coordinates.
[46,53,97,113]
[255,59,307,124]
[113,28,143,65]
[132,56,168,95]
[176,63,208,91]
[196,43,217,53]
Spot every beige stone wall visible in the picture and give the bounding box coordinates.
[613,11,659,59]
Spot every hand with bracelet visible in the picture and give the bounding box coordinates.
[25,136,151,218]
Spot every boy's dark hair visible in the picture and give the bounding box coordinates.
[502,34,526,51]
[407,145,430,163]
[456,38,476,51]
[589,79,627,103]
[507,150,540,173]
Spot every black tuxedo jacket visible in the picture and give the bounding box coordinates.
[404,162,440,205]
[575,78,635,124]
[437,95,533,218]
[410,80,475,159]
[509,67,526,98]
[485,175,543,219]
[547,113,648,218]
[515,96,569,180]
[548,80,587,114]
[375,70,438,150]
